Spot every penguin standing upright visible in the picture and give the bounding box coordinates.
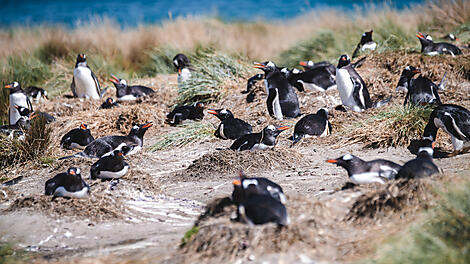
[291,108,332,144]
[5,82,33,125]
[397,140,439,179]
[71,53,101,99]
[416,32,462,56]
[422,104,470,154]
[327,154,402,184]
[24,86,48,102]
[173,53,192,85]
[45,167,90,198]
[90,149,130,180]
[109,75,155,101]
[352,30,377,58]
[335,55,372,112]
[229,125,289,151]
[208,109,252,140]
[254,61,301,120]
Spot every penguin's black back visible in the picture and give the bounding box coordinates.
[90,153,128,179]
[229,132,262,151]
[166,105,204,125]
[239,194,288,226]
[294,112,330,136]
[396,154,439,179]
[60,128,94,149]
[405,76,441,106]
[45,172,87,194]
[265,71,301,118]
[217,117,252,140]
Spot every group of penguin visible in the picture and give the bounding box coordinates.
[2,29,470,227]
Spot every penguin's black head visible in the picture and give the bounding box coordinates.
[416,32,433,46]
[67,167,81,177]
[403,66,421,77]
[337,55,351,68]
[299,60,315,69]
[14,105,32,117]
[443,33,458,41]
[207,108,233,121]
[109,75,127,89]
[326,154,360,170]
[106,97,115,104]
[4,81,22,93]
[263,125,289,138]
[253,61,277,73]
[417,138,435,158]
[194,102,204,109]
[360,30,374,44]
[113,149,124,157]
[75,53,87,66]
[129,122,153,137]
[173,53,190,72]
[231,170,248,204]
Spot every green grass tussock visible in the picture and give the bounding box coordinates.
[177,47,252,105]
[0,54,52,87]
[148,122,214,152]
[368,181,470,264]
[140,46,179,76]
[180,226,200,247]
[0,243,29,264]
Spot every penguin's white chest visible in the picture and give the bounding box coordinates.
[178,68,191,84]
[361,42,377,51]
[336,69,356,108]
[74,66,100,99]
[9,93,29,125]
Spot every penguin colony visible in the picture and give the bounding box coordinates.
[1,29,469,227]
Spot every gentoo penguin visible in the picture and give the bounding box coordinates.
[299,60,336,73]
[442,33,458,41]
[100,97,119,109]
[24,86,48,102]
[285,65,336,92]
[231,171,286,205]
[237,193,289,226]
[335,55,372,112]
[229,125,289,151]
[397,140,439,179]
[403,69,444,106]
[5,82,33,125]
[416,32,462,56]
[291,108,332,144]
[326,154,402,184]
[0,109,35,134]
[59,122,152,159]
[208,109,252,140]
[13,105,55,124]
[60,123,95,150]
[71,53,101,99]
[395,66,421,93]
[109,75,154,101]
[45,167,90,198]
[352,30,377,58]
[173,53,192,84]
[166,102,204,126]
[254,61,301,120]
[90,149,130,180]
[422,104,470,154]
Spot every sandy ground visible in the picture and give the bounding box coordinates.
[1,54,470,263]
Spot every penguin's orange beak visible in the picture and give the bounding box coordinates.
[412,68,421,74]
[14,105,20,109]
[207,109,218,115]
[299,61,308,67]
[277,126,289,131]
[109,75,119,84]
[79,54,84,59]
[432,141,436,149]
[178,68,181,74]
[416,32,425,39]
[117,151,123,156]
[30,113,37,120]
[69,170,76,175]
[253,62,264,69]
[142,122,153,128]
[80,123,87,130]
[4,84,12,89]
[232,179,241,186]
[326,159,338,163]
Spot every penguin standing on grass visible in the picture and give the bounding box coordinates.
[5,81,33,125]
[71,53,102,99]
[173,53,192,85]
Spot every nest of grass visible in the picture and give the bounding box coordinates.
[149,122,215,151]
[345,178,434,223]
[180,195,326,263]
[344,106,433,148]
[176,149,305,181]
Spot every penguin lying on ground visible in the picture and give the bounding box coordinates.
[352,30,377,58]
[327,154,402,184]
[14,105,55,124]
[207,109,252,140]
[173,53,192,85]
[109,75,155,101]
[397,139,439,179]
[291,108,332,144]
[5,81,33,125]
[45,167,90,199]
[299,60,336,73]
[283,65,336,92]
[90,149,130,180]
[24,86,48,102]
[166,102,204,126]
[231,171,286,205]
[71,53,102,99]
[59,122,152,159]
[0,110,36,139]
[422,104,470,154]
[232,172,289,226]
[403,68,445,106]
[100,97,119,109]
[335,54,390,112]
[254,61,301,120]
[229,125,289,151]
[60,123,95,150]
[416,32,462,56]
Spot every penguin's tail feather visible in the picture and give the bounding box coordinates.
[373,96,392,108]
[291,134,303,145]
[438,72,447,91]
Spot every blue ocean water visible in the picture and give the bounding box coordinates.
[1,0,423,28]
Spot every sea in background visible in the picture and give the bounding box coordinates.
[1,0,424,28]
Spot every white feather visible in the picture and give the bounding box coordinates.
[73,66,100,99]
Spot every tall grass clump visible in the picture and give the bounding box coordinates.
[422,0,470,31]
[367,181,470,264]
[0,116,52,168]
[0,243,29,264]
[347,106,433,148]
[374,18,417,52]
[0,87,9,125]
[139,46,180,76]
[177,47,252,105]
[148,122,214,151]
[0,54,51,86]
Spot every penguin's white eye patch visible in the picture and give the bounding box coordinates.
[242,179,258,189]
[267,125,276,131]
[342,154,353,160]
[405,66,410,70]
[266,61,275,67]
[133,125,139,130]
[292,69,300,74]
[281,68,288,73]
[221,109,228,114]
[76,168,81,174]
[307,61,314,66]
[120,79,127,85]
[14,81,19,87]
[173,60,178,66]
[362,33,366,36]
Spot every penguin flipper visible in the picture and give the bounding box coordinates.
[266,89,276,117]
[90,70,102,98]
[71,77,78,97]
[352,44,361,59]
[351,78,366,110]
[441,114,470,141]
[26,96,33,112]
